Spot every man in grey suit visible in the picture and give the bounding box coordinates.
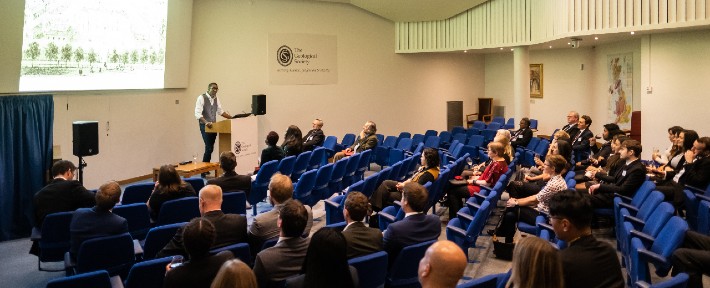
[252,199,311,287]
[248,173,313,250]
[342,191,383,259]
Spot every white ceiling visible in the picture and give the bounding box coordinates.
[312,0,490,22]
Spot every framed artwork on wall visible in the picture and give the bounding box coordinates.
[530,64,543,98]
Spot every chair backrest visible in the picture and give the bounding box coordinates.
[312,163,334,201]
[481,129,497,143]
[566,178,576,189]
[388,240,437,286]
[534,139,550,157]
[322,135,338,150]
[389,161,403,181]
[405,154,421,178]
[635,191,665,222]
[491,116,505,125]
[382,136,398,148]
[423,136,440,149]
[395,138,413,151]
[341,133,356,147]
[650,216,689,266]
[411,134,425,148]
[354,150,373,178]
[113,203,151,240]
[342,153,362,188]
[183,177,205,193]
[75,232,135,275]
[122,183,155,205]
[142,222,186,259]
[451,126,466,135]
[222,191,247,215]
[698,200,710,235]
[631,181,657,208]
[525,137,540,151]
[376,167,393,187]
[360,174,379,198]
[291,151,312,182]
[466,200,493,238]
[249,160,279,210]
[452,133,468,145]
[467,135,485,147]
[210,242,251,265]
[39,211,75,261]
[123,256,172,288]
[439,131,452,144]
[47,270,112,288]
[486,122,502,130]
[472,121,486,130]
[348,251,388,288]
[277,155,297,177]
[412,142,425,155]
[157,197,200,226]
[503,118,516,130]
[308,147,326,170]
[329,158,349,193]
[529,119,538,129]
[397,132,412,140]
[293,170,317,206]
[641,202,675,240]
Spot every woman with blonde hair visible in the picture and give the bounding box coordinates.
[211,259,258,288]
[495,129,514,163]
[508,237,564,288]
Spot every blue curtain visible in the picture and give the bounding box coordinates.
[0,95,54,241]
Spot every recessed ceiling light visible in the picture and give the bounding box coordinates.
[549,46,552,48]
[464,50,468,53]
[500,48,503,50]
[594,37,599,40]
[510,48,514,51]
[567,42,571,45]
[630,31,635,35]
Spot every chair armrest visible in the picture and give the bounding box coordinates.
[473,193,486,202]
[686,185,707,194]
[638,248,668,266]
[696,193,710,203]
[635,280,652,288]
[537,222,554,232]
[393,200,402,208]
[324,199,340,209]
[447,224,467,237]
[64,252,76,274]
[465,201,481,211]
[618,202,639,214]
[133,239,144,255]
[456,211,474,222]
[379,212,396,223]
[630,231,656,247]
[614,193,633,203]
[30,227,41,241]
[623,215,646,229]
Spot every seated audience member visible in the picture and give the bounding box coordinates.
[492,155,568,243]
[302,118,325,151]
[383,182,441,262]
[446,142,508,219]
[158,185,247,258]
[672,230,710,288]
[587,139,645,209]
[332,120,378,161]
[418,240,467,288]
[248,173,313,251]
[164,218,234,288]
[575,135,627,190]
[652,126,683,165]
[510,117,534,148]
[547,190,625,288]
[285,228,359,288]
[342,192,383,259]
[208,151,251,196]
[509,236,564,288]
[370,148,440,212]
[570,115,594,161]
[69,181,128,259]
[656,136,710,211]
[650,129,699,180]
[281,125,303,157]
[577,123,623,171]
[33,160,95,227]
[552,129,571,144]
[260,131,285,166]
[507,140,572,199]
[253,200,311,287]
[211,259,258,288]
[560,111,580,137]
[147,164,196,221]
[495,129,514,162]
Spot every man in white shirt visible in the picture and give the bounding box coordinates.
[194,83,232,167]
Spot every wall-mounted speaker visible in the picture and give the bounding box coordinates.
[72,121,99,157]
[252,94,266,115]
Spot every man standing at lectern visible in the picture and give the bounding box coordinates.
[195,83,233,169]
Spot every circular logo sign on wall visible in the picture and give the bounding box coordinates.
[277,45,293,67]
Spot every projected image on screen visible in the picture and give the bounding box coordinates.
[20,0,167,91]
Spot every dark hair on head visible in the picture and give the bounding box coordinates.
[182,218,216,260]
[95,181,121,211]
[208,83,218,89]
[622,139,642,158]
[279,199,309,237]
[157,164,184,194]
[344,192,369,222]
[282,125,303,151]
[555,140,572,163]
[219,151,237,172]
[266,131,279,146]
[682,130,700,151]
[613,134,629,144]
[603,123,623,140]
[545,155,567,174]
[422,148,440,168]
[403,182,428,212]
[520,117,531,127]
[668,126,683,135]
[698,137,710,149]
[365,121,377,134]
[301,228,354,288]
[581,115,592,126]
[51,160,77,177]
[547,190,592,229]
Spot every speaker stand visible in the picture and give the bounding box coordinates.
[77,157,87,185]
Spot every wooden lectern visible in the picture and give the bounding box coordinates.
[205,120,232,156]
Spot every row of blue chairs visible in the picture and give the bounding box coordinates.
[120,177,205,206]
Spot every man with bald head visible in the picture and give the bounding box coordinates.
[418,240,467,288]
[157,184,247,258]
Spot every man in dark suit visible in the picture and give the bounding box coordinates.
[657,137,710,210]
[510,117,534,148]
[69,181,128,259]
[342,191,383,259]
[302,118,325,151]
[588,139,646,208]
[33,160,95,227]
[207,151,251,195]
[252,199,311,287]
[571,115,594,161]
[157,184,247,258]
[383,182,441,263]
[561,111,580,138]
[418,240,468,288]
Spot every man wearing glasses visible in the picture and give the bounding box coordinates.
[302,118,325,151]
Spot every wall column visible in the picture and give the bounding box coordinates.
[513,46,530,122]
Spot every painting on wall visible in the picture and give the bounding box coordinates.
[530,64,543,98]
[607,53,633,130]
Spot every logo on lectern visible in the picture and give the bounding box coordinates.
[233,141,242,154]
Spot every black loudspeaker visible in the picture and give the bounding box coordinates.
[73,121,99,157]
[252,94,266,115]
